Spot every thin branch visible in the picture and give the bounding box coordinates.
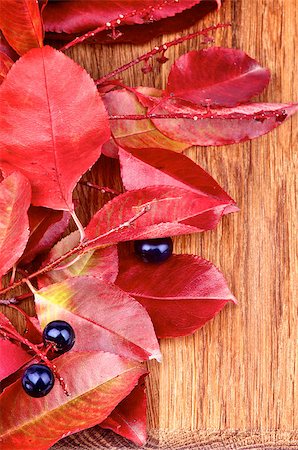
[80,181,120,196]
[0,205,151,296]
[108,109,289,121]
[95,23,231,85]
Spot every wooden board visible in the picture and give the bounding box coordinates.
[2,0,297,448]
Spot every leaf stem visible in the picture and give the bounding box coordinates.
[95,23,231,85]
[108,109,289,121]
[71,210,85,242]
[0,205,150,296]
[80,181,120,196]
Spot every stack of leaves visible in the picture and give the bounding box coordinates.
[0,1,297,448]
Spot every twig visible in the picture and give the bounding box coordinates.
[80,181,120,196]
[108,109,289,121]
[0,205,151,296]
[95,23,231,85]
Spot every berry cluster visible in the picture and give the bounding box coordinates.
[22,320,75,398]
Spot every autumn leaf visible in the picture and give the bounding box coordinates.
[43,0,204,34]
[0,46,110,211]
[84,186,235,248]
[0,172,31,277]
[116,254,236,338]
[103,89,189,156]
[119,147,238,214]
[37,231,118,287]
[35,276,161,362]
[0,351,146,450]
[100,378,147,446]
[19,206,70,265]
[166,48,270,107]
[151,99,298,146]
[0,0,43,55]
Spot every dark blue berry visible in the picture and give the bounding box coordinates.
[43,320,75,353]
[22,364,54,398]
[134,237,173,263]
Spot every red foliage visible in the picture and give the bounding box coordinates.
[0,0,43,55]
[0,46,110,211]
[100,378,147,446]
[116,254,236,337]
[166,48,270,107]
[43,0,203,34]
[0,172,31,277]
[0,2,297,447]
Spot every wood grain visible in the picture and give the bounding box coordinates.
[2,0,297,448]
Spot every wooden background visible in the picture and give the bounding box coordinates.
[4,0,298,448]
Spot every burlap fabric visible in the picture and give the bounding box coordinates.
[51,429,298,449]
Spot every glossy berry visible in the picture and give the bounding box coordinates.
[22,364,54,398]
[43,320,75,353]
[134,237,173,263]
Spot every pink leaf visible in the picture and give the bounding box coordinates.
[116,254,236,338]
[0,46,110,211]
[0,0,43,55]
[166,48,270,107]
[0,350,146,450]
[37,230,118,287]
[103,89,189,156]
[0,313,32,382]
[151,100,298,146]
[19,206,70,265]
[35,276,161,362]
[85,186,235,248]
[100,378,147,446]
[119,147,238,214]
[0,172,31,277]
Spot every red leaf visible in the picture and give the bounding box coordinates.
[0,340,31,383]
[166,48,270,107]
[85,186,234,248]
[0,350,146,450]
[119,147,238,215]
[0,172,31,277]
[0,314,32,382]
[116,254,236,338]
[19,206,70,265]
[0,0,43,55]
[43,0,202,34]
[0,46,110,211]
[151,99,298,146]
[0,51,13,84]
[100,378,147,446]
[35,276,161,362]
[37,230,118,287]
[102,89,189,156]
